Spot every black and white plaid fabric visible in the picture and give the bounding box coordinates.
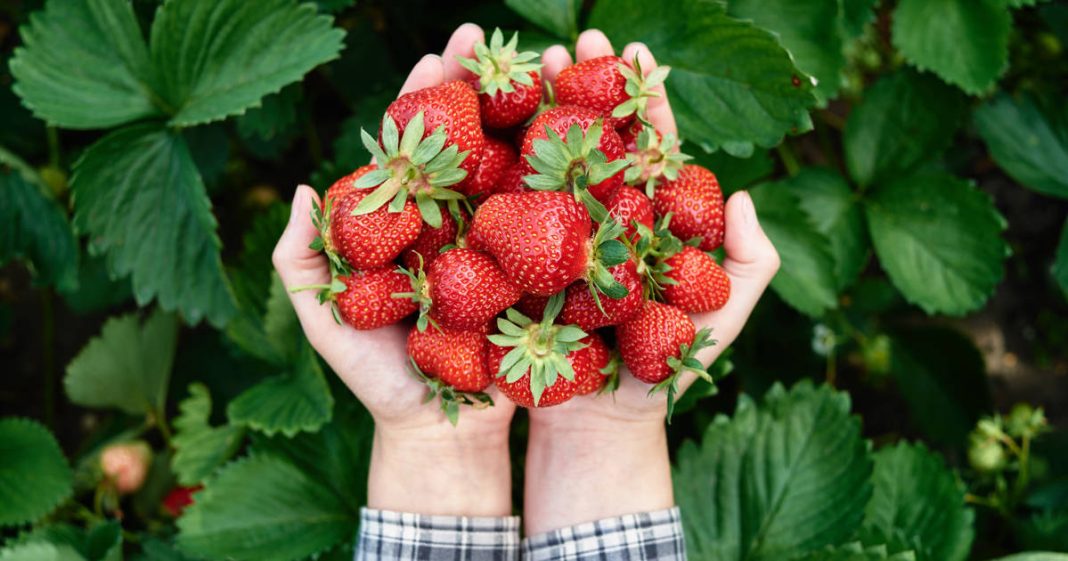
[355,507,685,561]
[521,508,685,561]
[356,508,521,561]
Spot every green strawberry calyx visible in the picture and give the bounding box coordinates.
[290,195,350,324]
[488,293,588,406]
[624,126,691,197]
[585,218,632,311]
[523,120,628,222]
[353,111,469,228]
[392,254,439,333]
[651,326,717,422]
[629,214,686,300]
[409,356,494,426]
[457,28,543,97]
[613,55,671,124]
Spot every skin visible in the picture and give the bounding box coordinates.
[274,24,780,529]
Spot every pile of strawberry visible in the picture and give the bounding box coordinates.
[308,30,731,422]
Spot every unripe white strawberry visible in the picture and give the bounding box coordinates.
[100,441,152,494]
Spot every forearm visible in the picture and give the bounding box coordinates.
[367,426,513,517]
[523,416,674,535]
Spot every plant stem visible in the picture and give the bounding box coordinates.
[776,142,801,177]
[155,406,173,446]
[46,126,61,168]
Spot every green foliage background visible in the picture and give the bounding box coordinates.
[1,0,1067,559]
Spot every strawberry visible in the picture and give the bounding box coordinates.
[616,300,715,416]
[521,106,628,205]
[466,135,518,197]
[469,191,632,298]
[408,325,492,392]
[163,485,201,517]
[561,259,644,331]
[398,247,521,331]
[335,267,418,329]
[100,442,152,495]
[572,332,613,395]
[458,29,543,129]
[514,293,549,319]
[661,246,731,313]
[652,164,725,251]
[624,126,690,195]
[400,207,463,271]
[555,55,670,129]
[330,187,423,270]
[606,185,654,240]
[618,120,653,153]
[491,162,530,195]
[488,295,589,407]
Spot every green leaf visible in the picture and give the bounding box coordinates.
[176,454,355,561]
[0,418,73,527]
[0,169,78,290]
[504,0,580,40]
[0,543,86,561]
[973,93,1068,199]
[987,555,1068,561]
[228,273,300,366]
[9,0,159,129]
[137,538,198,561]
[863,442,974,561]
[236,85,302,141]
[227,346,334,437]
[750,180,839,316]
[843,70,967,187]
[727,0,844,104]
[865,171,1007,315]
[891,0,1010,94]
[839,0,879,39]
[792,543,917,561]
[690,148,774,193]
[589,0,817,157]
[793,168,868,290]
[64,309,178,415]
[888,326,992,447]
[674,382,873,561]
[172,384,244,486]
[71,123,236,326]
[1055,221,1068,296]
[151,0,345,127]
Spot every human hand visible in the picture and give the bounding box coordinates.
[523,29,781,533]
[272,24,515,517]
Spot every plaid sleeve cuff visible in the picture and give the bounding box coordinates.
[355,508,521,561]
[521,507,686,561]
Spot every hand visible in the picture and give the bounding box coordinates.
[523,30,781,534]
[273,24,515,517]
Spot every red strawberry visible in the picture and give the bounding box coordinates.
[336,268,418,329]
[400,247,521,331]
[624,125,690,195]
[493,354,577,408]
[329,187,422,270]
[458,29,543,129]
[491,162,530,195]
[555,55,670,129]
[466,135,518,197]
[514,293,550,319]
[561,259,644,331]
[401,208,462,271]
[661,246,731,313]
[652,164,725,251]
[408,325,492,392]
[616,299,714,391]
[162,485,202,518]
[606,185,654,240]
[572,333,612,395]
[521,106,627,202]
[325,164,377,203]
[619,120,655,153]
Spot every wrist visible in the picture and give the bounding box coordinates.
[523,413,673,535]
[368,425,512,517]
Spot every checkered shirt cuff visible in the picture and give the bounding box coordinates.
[355,508,521,561]
[521,507,686,561]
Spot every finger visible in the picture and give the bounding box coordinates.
[399,54,445,96]
[620,42,677,136]
[575,29,614,62]
[273,185,344,345]
[442,23,484,81]
[541,45,573,87]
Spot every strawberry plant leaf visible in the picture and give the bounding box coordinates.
[674,382,872,561]
[791,543,917,560]
[750,179,839,317]
[989,555,1068,561]
[0,542,86,561]
[887,326,992,447]
[891,0,1010,95]
[152,0,345,128]
[865,171,1008,315]
[236,86,302,143]
[0,168,78,290]
[690,148,774,194]
[71,123,236,326]
[727,0,845,104]
[793,168,868,291]
[839,0,879,39]
[504,0,580,40]
[9,0,160,129]
[973,93,1068,199]
[176,454,354,561]
[843,70,967,188]
[589,0,817,157]
[1055,221,1068,297]
[863,442,975,561]
[226,345,334,437]
[64,309,178,416]
[172,384,245,486]
[0,418,73,527]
